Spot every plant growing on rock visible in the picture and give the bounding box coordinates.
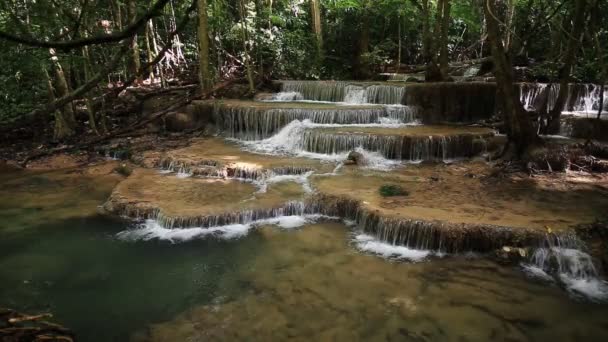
[379,184,408,197]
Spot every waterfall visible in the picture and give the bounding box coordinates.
[519,83,608,114]
[280,81,349,102]
[299,131,487,161]
[522,234,608,302]
[216,104,419,140]
[279,80,407,104]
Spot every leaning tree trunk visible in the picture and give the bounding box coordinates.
[50,53,76,131]
[484,0,537,155]
[43,66,73,140]
[545,0,587,134]
[198,0,212,92]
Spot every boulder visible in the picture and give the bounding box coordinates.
[346,151,364,165]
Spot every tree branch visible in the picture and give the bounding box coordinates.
[0,0,171,49]
[112,0,198,94]
[29,42,131,119]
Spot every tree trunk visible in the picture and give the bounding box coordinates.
[484,0,537,155]
[504,0,515,51]
[198,0,212,92]
[127,0,141,80]
[425,0,447,81]
[421,0,431,63]
[149,19,166,88]
[355,0,371,79]
[310,0,323,63]
[238,0,256,93]
[545,0,587,134]
[397,14,401,73]
[439,0,451,77]
[82,46,100,136]
[145,21,155,81]
[43,66,73,140]
[50,53,76,130]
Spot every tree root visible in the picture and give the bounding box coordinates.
[0,308,74,342]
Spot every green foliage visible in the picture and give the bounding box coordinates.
[0,42,47,124]
[114,163,133,177]
[379,184,408,197]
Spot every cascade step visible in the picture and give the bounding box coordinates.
[275,80,408,104]
[143,137,334,177]
[299,125,495,161]
[103,168,308,229]
[204,100,419,140]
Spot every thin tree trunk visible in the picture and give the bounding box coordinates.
[198,0,211,91]
[546,0,587,133]
[310,0,323,62]
[82,46,100,135]
[355,0,370,79]
[149,19,166,88]
[238,0,255,93]
[421,0,431,63]
[599,83,605,119]
[397,14,401,73]
[80,5,100,136]
[484,0,537,155]
[439,0,451,77]
[127,0,141,80]
[145,20,155,81]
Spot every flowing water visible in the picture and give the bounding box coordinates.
[519,83,608,118]
[1,167,608,341]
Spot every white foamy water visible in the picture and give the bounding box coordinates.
[354,234,431,262]
[522,246,608,302]
[264,171,315,193]
[270,91,304,101]
[116,214,335,243]
[237,120,405,170]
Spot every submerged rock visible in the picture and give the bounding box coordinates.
[495,246,529,264]
[253,92,274,101]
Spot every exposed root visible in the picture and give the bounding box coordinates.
[0,308,74,342]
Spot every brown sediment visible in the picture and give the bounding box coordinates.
[132,223,608,342]
[311,163,608,233]
[0,161,122,230]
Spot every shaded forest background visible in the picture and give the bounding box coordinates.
[0,0,606,148]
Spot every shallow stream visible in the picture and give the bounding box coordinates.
[1,167,608,341]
